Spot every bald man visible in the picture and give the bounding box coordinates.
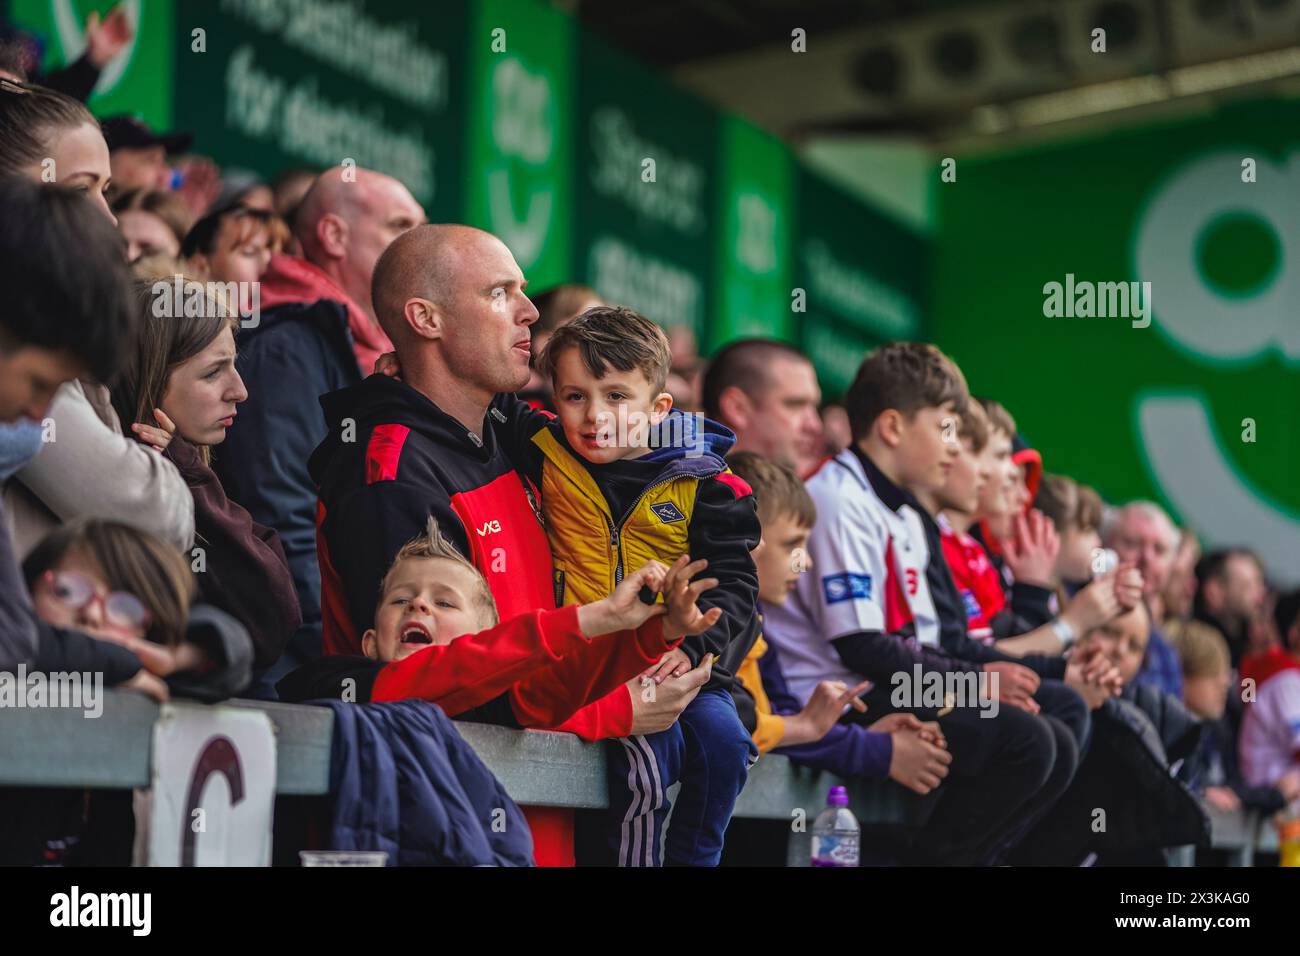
[212,166,425,695]
[1106,500,1184,699]
[305,225,703,864]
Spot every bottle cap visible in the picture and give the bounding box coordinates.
[827,785,849,807]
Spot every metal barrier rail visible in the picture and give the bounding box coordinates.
[0,691,1276,865]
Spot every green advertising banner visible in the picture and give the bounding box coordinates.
[932,99,1300,580]
[170,0,465,216]
[711,117,794,351]
[11,0,173,127]
[572,30,717,338]
[795,168,927,397]
[464,0,573,288]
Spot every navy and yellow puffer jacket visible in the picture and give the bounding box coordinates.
[524,410,762,693]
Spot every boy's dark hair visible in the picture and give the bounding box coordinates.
[0,177,135,382]
[0,79,97,176]
[541,305,671,393]
[1035,474,1078,532]
[1075,484,1103,533]
[701,338,811,420]
[845,342,969,440]
[726,452,816,529]
[976,396,1017,438]
[1273,589,1300,651]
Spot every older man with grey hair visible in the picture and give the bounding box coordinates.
[1106,500,1184,697]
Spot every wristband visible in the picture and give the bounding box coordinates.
[1050,617,1076,651]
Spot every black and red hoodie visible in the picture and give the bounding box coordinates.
[307,374,638,740]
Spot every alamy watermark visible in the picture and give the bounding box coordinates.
[594,407,706,458]
[1042,273,1151,329]
[890,665,999,718]
[151,275,261,328]
[0,664,104,719]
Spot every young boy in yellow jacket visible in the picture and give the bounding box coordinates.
[496,306,759,866]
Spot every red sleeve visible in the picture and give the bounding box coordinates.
[371,605,580,713]
[510,616,678,738]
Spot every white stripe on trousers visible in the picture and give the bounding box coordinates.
[618,734,665,867]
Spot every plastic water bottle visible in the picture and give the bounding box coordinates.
[811,786,860,867]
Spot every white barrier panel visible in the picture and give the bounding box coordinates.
[145,705,277,867]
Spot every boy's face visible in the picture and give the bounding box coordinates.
[552,346,672,465]
[894,402,960,495]
[1183,671,1230,721]
[752,511,812,606]
[974,429,1015,530]
[362,557,489,663]
[1082,604,1150,687]
[0,344,85,423]
[936,435,988,514]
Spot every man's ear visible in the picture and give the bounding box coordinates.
[717,384,751,431]
[404,297,442,342]
[876,409,905,449]
[361,629,379,660]
[316,213,348,260]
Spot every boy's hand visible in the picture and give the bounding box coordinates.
[1002,509,1059,587]
[1063,643,1123,709]
[578,561,671,637]
[373,351,402,379]
[780,679,871,746]
[659,554,722,641]
[1062,574,1121,634]
[887,727,952,795]
[628,654,711,735]
[983,661,1041,713]
[869,712,946,749]
[1114,563,1144,610]
[640,647,691,684]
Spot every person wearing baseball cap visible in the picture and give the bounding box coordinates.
[100,114,192,193]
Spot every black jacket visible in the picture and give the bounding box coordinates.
[309,376,557,656]
[213,300,360,671]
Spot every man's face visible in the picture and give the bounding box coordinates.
[110,144,170,193]
[551,347,670,465]
[362,557,489,663]
[1217,554,1266,619]
[734,356,823,474]
[437,232,539,396]
[339,177,426,317]
[896,402,960,496]
[1083,604,1150,687]
[937,435,988,514]
[752,512,812,606]
[0,344,84,423]
[1109,508,1176,594]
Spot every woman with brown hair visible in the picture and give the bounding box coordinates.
[111,276,301,673]
[0,79,195,560]
[110,187,193,264]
